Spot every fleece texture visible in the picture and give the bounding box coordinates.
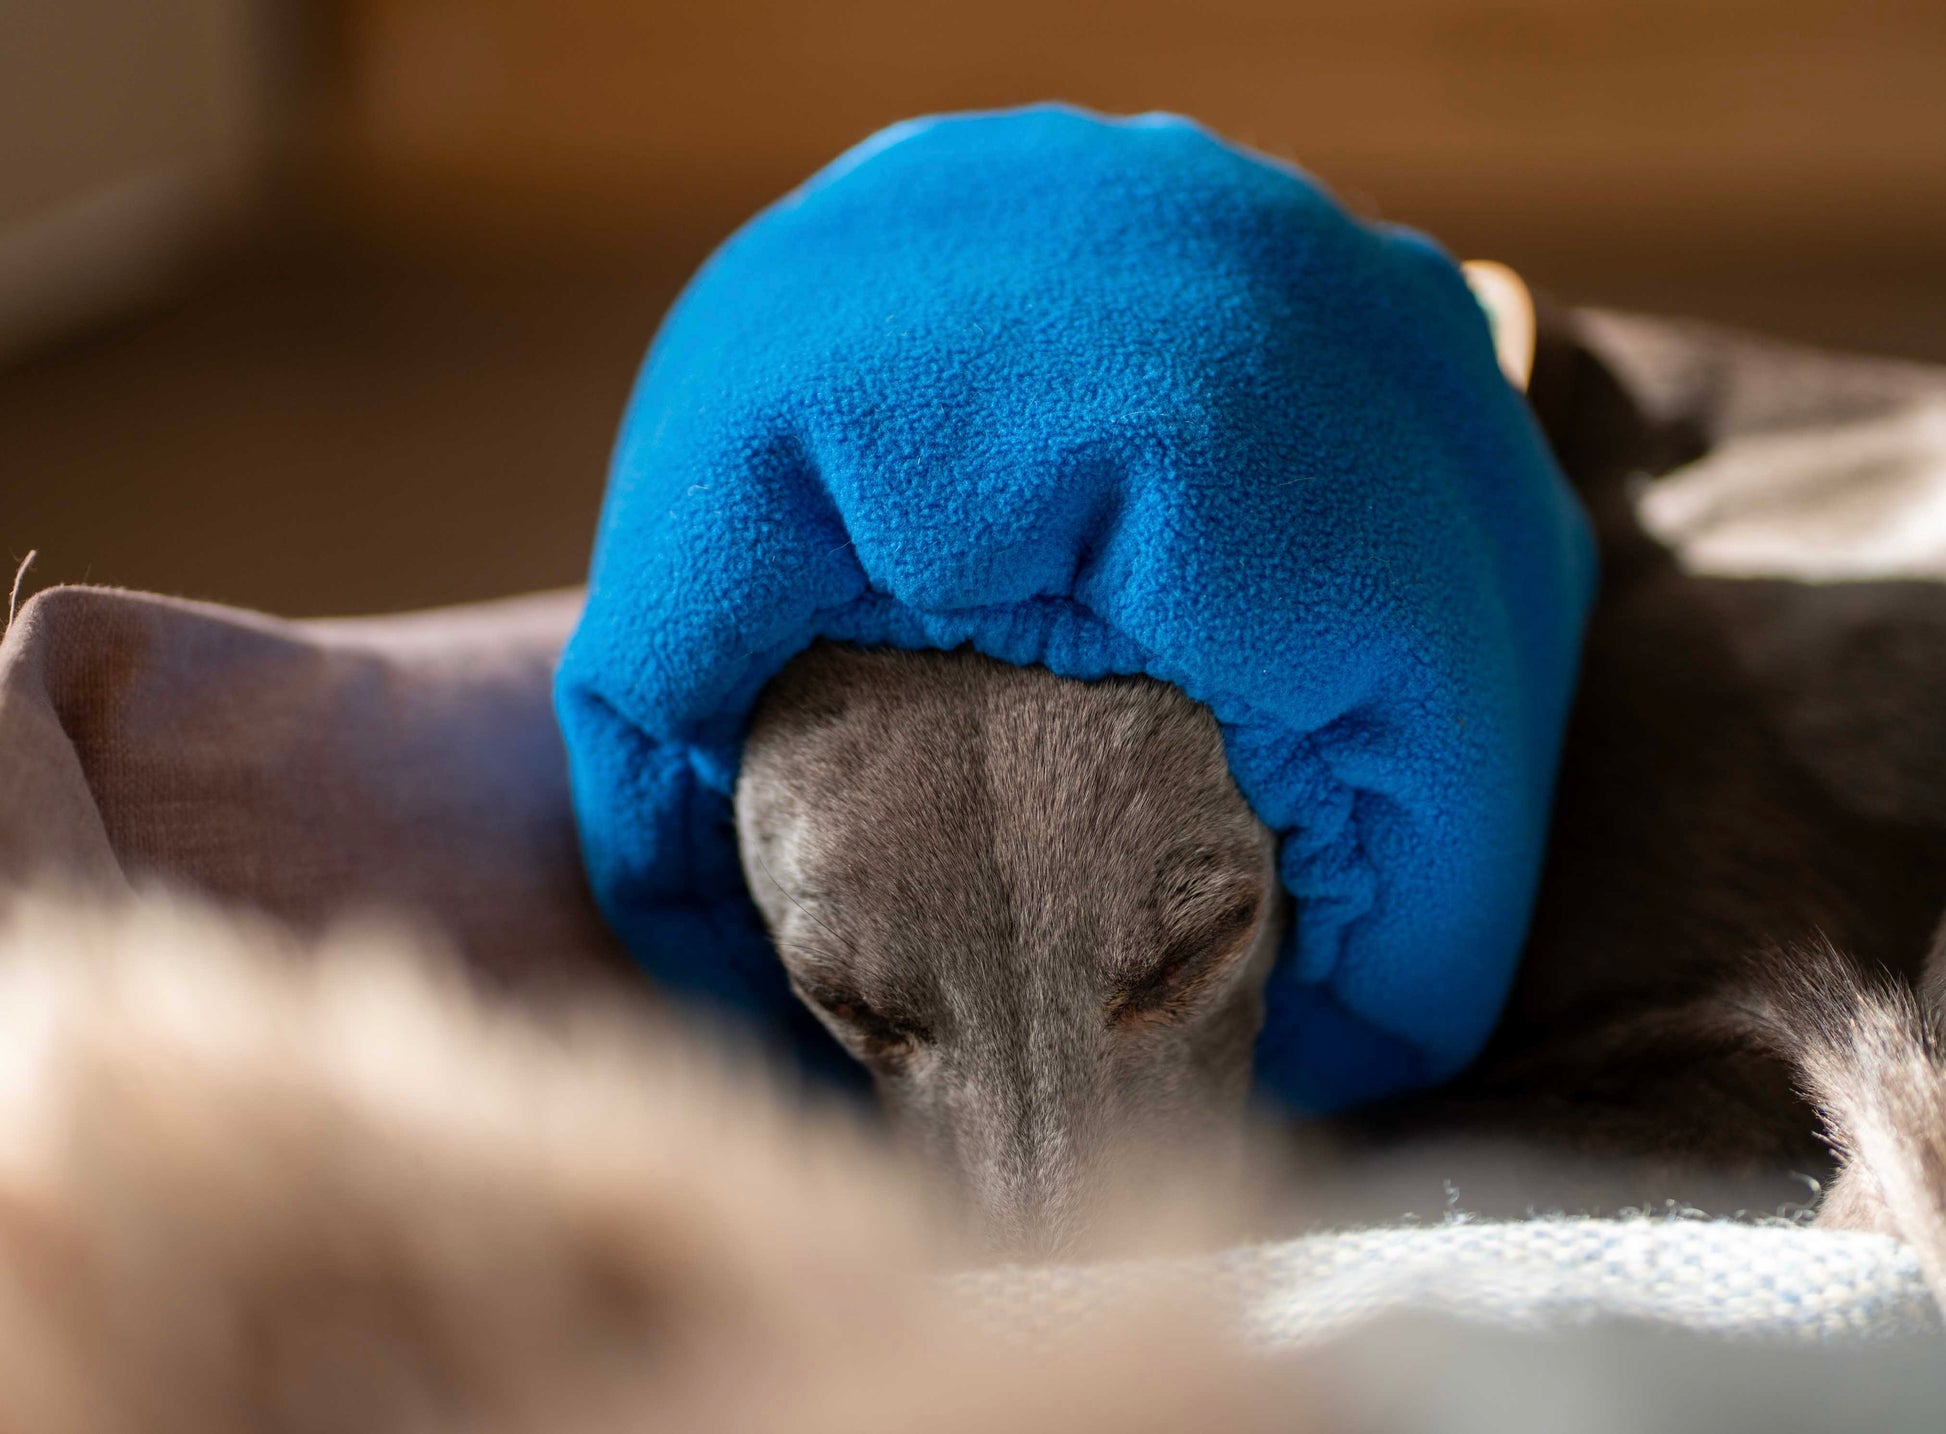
[555,106,1596,1111]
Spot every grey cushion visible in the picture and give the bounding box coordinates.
[0,585,624,989]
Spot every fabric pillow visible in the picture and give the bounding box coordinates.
[0,585,622,988]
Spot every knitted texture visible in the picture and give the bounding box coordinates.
[556,106,1596,1109]
[958,1219,1941,1346]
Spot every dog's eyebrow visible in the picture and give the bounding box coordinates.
[1108,888,1264,1010]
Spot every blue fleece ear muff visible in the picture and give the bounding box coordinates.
[555,105,1596,1111]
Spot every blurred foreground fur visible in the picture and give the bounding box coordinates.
[0,890,1309,1434]
[1,888,1942,1434]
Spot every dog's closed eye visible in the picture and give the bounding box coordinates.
[801,981,932,1057]
[1110,886,1263,1027]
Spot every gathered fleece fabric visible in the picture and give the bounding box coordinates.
[555,106,1596,1110]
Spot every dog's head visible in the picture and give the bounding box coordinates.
[737,643,1283,1253]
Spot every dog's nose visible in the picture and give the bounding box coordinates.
[974,1189,1084,1264]
[963,1139,1094,1263]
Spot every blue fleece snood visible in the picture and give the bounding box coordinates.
[555,106,1596,1111]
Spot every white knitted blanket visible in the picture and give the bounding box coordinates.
[967,1218,1940,1347]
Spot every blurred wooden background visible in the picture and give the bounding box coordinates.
[325,0,1946,279]
[5,0,1945,615]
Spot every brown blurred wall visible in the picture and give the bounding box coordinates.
[0,0,269,356]
[323,0,1946,283]
[5,0,1945,618]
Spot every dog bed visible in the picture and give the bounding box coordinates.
[4,308,1946,1363]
